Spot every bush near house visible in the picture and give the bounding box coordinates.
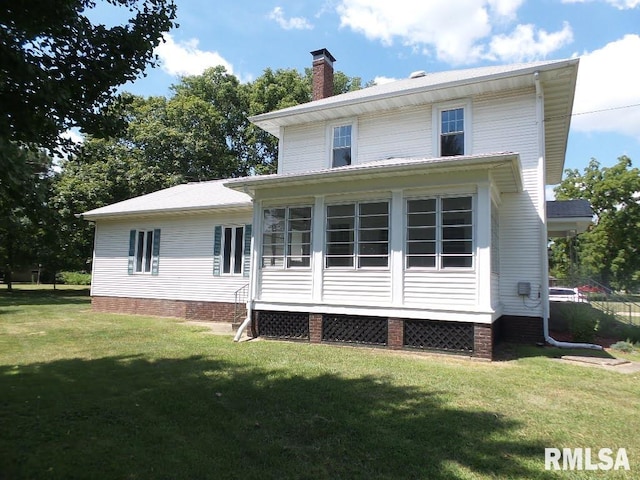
[56,271,91,285]
[549,302,640,344]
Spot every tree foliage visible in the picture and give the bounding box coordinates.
[552,156,640,290]
[0,0,177,153]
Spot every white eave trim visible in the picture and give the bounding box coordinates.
[79,201,253,221]
[225,152,523,195]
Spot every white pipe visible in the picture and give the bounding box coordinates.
[234,304,252,342]
[534,71,601,351]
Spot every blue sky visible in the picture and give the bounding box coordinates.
[88,0,640,194]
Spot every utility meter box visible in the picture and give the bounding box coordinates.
[517,282,531,296]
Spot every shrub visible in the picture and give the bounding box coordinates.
[610,340,635,353]
[563,304,598,343]
[56,271,92,285]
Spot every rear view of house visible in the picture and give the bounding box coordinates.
[84,50,581,359]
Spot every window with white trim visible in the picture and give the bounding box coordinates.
[128,228,160,275]
[332,124,352,167]
[222,226,244,275]
[262,206,312,268]
[440,107,465,156]
[326,201,389,268]
[406,196,473,269]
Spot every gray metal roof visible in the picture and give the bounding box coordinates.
[547,199,593,218]
[81,179,252,220]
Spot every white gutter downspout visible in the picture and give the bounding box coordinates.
[234,196,260,342]
[534,71,601,351]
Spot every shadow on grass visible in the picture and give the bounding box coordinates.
[0,356,556,480]
[495,342,616,361]
[0,288,90,310]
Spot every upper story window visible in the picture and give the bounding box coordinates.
[326,201,389,268]
[406,196,473,269]
[440,108,464,156]
[262,206,312,268]
[332,124,352,167]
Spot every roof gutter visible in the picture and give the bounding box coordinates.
[535,71,602,351]
[225,153,522,195]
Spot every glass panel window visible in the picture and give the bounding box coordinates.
[326,201,389,268]
[326,204,355,267]
[135,230,155,273]
[332,125,352,167]
[222,226,245,275]
[262,207,312,268]
[441,108,464,156]
[406,196,473,269]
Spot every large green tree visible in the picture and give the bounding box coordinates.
[0,0,177,153]
[552,156,640,290]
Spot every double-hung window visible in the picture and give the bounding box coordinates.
[332,124,352,167]
[222,226,244,275]
[406,196,473,269]
[213,224,251,277]
[128,229,161,275]
[440,107,465,156]
[326,201,389,268]
[262,206,312,268]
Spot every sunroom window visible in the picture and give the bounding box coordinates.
[326,201,389,268]
[262,206,312,268]
[406,196,473,269]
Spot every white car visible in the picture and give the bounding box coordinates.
[549,287,588,303]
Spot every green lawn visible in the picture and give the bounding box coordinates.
[1,286,639,479]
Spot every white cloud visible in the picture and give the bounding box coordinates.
[572,35,640,138]
[562,0,640,9]
[373,76,398,85]
[268,7,313,30]
[486,22,574,62]
[155,34,234,76]
[335,0,570,64]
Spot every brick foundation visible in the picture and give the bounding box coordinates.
[309,313,323,343]
[473,323,494,360]
[388,318,404,350]
[91,296,244,322]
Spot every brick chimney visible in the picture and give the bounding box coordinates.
[311,48,336,101]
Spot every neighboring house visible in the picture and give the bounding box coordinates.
[83,49,583,359]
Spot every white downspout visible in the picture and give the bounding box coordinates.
[534,71,601,351]
[234,196,260,342]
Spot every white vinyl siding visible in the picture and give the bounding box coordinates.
[357,106,431,163]
[278,123,325,174]
[404,271,476,306]
[92,212,252,303]
[475,88,542,316]
[259,269,313,301]
[323,270,391,305]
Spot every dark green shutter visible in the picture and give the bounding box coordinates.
[128,230,136,274]
[243,224,252,278]
[213,225,222,276]
[151,229,161,276]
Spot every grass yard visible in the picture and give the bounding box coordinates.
[1,286,639,479]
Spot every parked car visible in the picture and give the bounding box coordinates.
[549,287,588,303]
[577,284,607,294]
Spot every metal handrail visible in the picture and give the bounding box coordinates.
[233,283,249,322]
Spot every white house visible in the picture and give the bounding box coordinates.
[82,50,589,359]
